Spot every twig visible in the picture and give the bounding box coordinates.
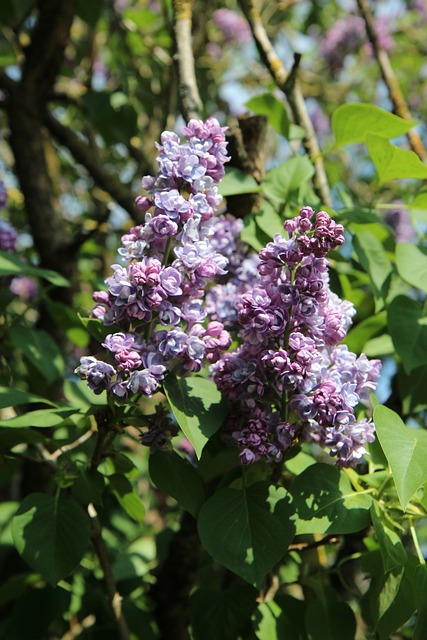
[356,0,427,160]
[239,0,332,207]
[89,504,130,640]
[172,0,202,121]
[44,111,137,217]
[288,534,340,552]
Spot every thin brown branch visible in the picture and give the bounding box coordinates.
[288,534,340,552]
[89,505,130,640]
[44,111,137,217]
[172,0,202,121]
[356,0,427,160]
[239,0,332,207]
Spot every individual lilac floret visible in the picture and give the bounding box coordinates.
[75,357,116,395]
[0,218,17,253]
[212,206,381,468]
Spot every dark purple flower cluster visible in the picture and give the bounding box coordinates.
[211,206,381,468]
[76,118,233,400]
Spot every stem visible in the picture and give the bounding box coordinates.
[409,518,425,565]
[172,0,202,121]
[89,415,130,639]
[89,505,131,640]
[238,0,332,207]
[356,0,427,160]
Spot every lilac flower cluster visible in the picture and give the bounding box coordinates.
[320,16,365,75]
[211,206,381,468]
[76,118,233,400]
[0,209,17,253]
[212,9,252,45]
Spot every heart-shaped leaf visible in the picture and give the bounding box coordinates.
[11,493,90,584]
[149,450,204,517]
[374,405,427,509]
[198,482,295,587]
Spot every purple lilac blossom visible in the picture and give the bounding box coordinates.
[0,218,17,253]
[212,8,252,45]
[320,16,365,76]
[211,206,381,468]
[76,118,233,413]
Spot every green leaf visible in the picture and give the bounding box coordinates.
[388,295,427,374]
[332,103,417,147]
[290,463,372,534]
[365,133,427,185]
[0,250,69,286]
[352,230,392,301]
[9,325,65,384]
[0,387,57,410]
[253,201,285,239]
[246,93,290,138]
[304,600,356,640]
[370,502,407,572]
[396,243,427,294]
[11,493,90,585]
[374,405,427,509]
[218,167,261,196]
[0,427,46,449]
[197,482,295,587]
[344,312,387,353]
[82,91,138,146]
[366,552,418,640]
[0,408,77,428]
[190,585,257,640]
[163,375,227,459]
[149,450,204,518]
[70,469,105,506]
[108,474,145,522]
[263,156,314,202]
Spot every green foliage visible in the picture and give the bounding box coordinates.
[198,482,295,586]
[374,405,427,509]
[149,450,204,517]
[163,375,227,458]
[332,103,417,146]
[290,463,372,534]
[11,493,90,585]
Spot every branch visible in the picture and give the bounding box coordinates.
[22,0,77,107]
[356,0,427,160]
[88,414,130,640]
[239,0,332,207]
[172,0,202,121]
[89,505,130,640]
[44,111,137,217]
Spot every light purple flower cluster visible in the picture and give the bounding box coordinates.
[212,9,252,45]
[0,218,17,253]
[76,118,233,400]
[211,206,381,468]
[320,16,365,75]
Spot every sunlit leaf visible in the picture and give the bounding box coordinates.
[374,405,427,509]
[332,103,417,147]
